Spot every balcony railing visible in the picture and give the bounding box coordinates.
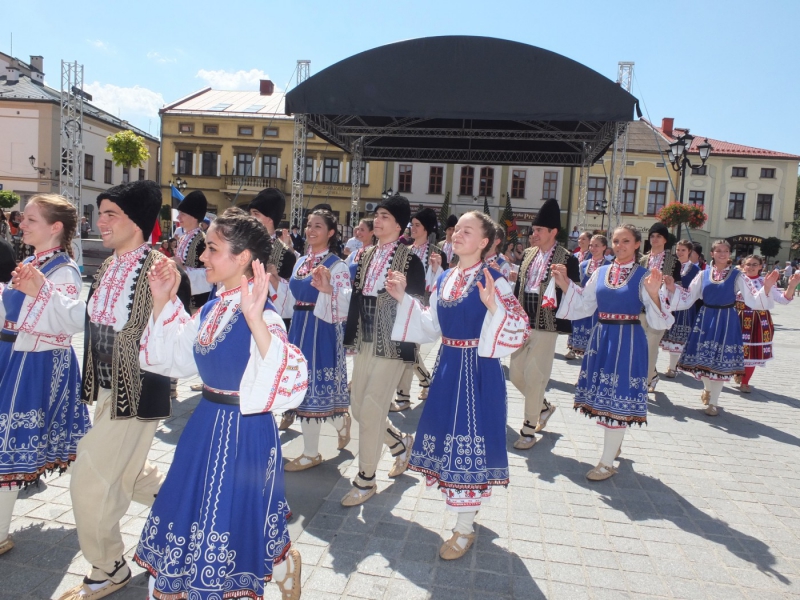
[222,175,286,191]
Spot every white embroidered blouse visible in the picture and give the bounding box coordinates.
[295,250,352,324]
[87,243,150,332]
[669,266,775,312]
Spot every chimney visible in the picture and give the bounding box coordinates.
[259,79,274,96]
[6,60,19,83]
[662,117,674,137]
[29,55,43,73]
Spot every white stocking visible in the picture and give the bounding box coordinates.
[452,509,478,548]
[273,552,294,592]
[668,353,680,371]
[702,377,711,391]
[600,426,626,466]
[0,488,18,542]
[331,415,346,433]
[300,419,322,460]
[708,380,724,406]
[148,576,156,600]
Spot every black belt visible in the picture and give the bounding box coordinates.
[0,332,17,343]
[203,388,240,406]
[599,319,639,325]
[705,303,735,309]
[293,304,316,311]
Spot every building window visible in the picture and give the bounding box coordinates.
[179,123,194,134]
[587,176,607,211]
[138,168,145,181]
[235,153,253,176]
[262,155,278,178]
[478,167,494,197]
[84,154,94,180]
[263,127,279,137]
[688,190,705,207]
[201,151,217,176]
[542,171,558,199]
[691,165,707,175]
[760,168,776,179]
[398,164,413,193]
[305,157,314,182]
[728,192,745,219]
[122,167,130,183]
[459,166,474,196]
[178,150,193,175]
[428,166,443,195]
[511,169,526,198]
[238,126,254,136]
[755,194,773,220]
[732,167,747,178]
[104,159,112,184]
[647,180,668,215]
[322,158,340,183]
[621,178,637,213]
[203,124,218,135]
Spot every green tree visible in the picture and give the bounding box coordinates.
[0,190,20,209]
[760,236,782,259]
[105,130,150,168]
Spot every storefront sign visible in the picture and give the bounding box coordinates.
[728,234,764,245]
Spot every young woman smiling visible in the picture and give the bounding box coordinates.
[660,239,701,377]
[387,211,528,561]
[552,225,672,481]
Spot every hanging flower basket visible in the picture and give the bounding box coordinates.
[656,202,708,229]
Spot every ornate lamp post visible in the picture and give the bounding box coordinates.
[667,134,712,239]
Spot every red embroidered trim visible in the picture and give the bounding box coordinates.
[598,312,639,321]
[203,384,239,396]
[441,337,480,348]
[3,320,17,331]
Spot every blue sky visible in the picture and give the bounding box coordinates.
[4,0,799,156]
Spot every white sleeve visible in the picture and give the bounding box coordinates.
[641,280,675,329]
[555,270,599,320]
[313,261,352,324]
[477,277,529,358]
[139,299,200,378]
[391,289,441,344]
[425,264,442,291]
[772,287,794,305]
[239,310,309,415]
[736,273,774,310]
[669,271,704,310]
[16,266,85,350]
[185,267,212,295]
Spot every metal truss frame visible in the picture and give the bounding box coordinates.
[60,60,84,212]
[349,137,363,229]
[289,60,310,229]
[575,143,593,232]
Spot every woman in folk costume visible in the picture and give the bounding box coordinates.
[552,225,672,481]
[346,217,374,275]
[0,195,88,557]
[134,211,309,600]
[669,240,777,416]
[732,255,799,393]
[387,211,528,560]
[440,213,458,267]
[485,224,512,278]
[283,209,352,471]
[565,234,610,360]
[659,239,701,378]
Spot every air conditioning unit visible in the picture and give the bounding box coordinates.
[365,201,378,212]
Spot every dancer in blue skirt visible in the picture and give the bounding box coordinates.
[660,239,701,378]
[387,211,528,561]
[0,194,87,557]
[668,239,777,416]
[136,211,308,600]
[565,234,610,360]
[283,209,352,472]
[553,224,672,481]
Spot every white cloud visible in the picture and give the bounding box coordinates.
[195,68,270,90]
[147,51,177,64]
[87,39,112,52]
[84,82,165,122]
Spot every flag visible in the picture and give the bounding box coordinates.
[501,192,518,246]
[171,185,185,202]
[483,196,490,216]
[150,217,162,245]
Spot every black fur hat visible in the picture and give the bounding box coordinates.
[249,188,285,227]
[649,222,670,241]
[412,207,438,236]
[177,190,207,222]
[375,194,411,229]
[97,180,162,240]
[532,198,562,230]
[445,214,458,230]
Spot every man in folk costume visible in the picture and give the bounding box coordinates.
[509,198,580,449]
[62,181,173,600]
[391,207,447,412]
[441,213,458,267]
[342,194,426,506]
[640,222,681,393]
[173,190,211,313]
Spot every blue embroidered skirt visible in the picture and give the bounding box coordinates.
[574,323,648,426]
[135,398,292,599]
[660,305,697,353]
[678,306,744,380]
[567,314,595,354]
[0,345,88,489]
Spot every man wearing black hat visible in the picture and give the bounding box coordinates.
[441,213,458,267]
[342,194,425,506]
[290,224,304,254]
[174,190,211,312]
[63,181,176,600]
[640,222,681,393]
[509,198,580,450]
[390,207,447,412]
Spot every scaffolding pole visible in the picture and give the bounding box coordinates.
[289,60,310,229]
[575,142,592,232]
[607,61,634,234]
[349,137,364,229]
[60,60,84,211]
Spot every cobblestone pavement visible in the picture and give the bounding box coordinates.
[2,282,800,599]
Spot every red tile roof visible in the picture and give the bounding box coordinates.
[656,126,800,160]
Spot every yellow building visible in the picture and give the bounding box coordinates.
[160,86,386,229]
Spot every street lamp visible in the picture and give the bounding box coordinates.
[595,198,609,233]
[169,177,188,192]
[381,187,394,199]
[667,133,713,239]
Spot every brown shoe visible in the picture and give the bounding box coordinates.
[274,548,302,600]
[534,401,557,433]
[513,433,537,450]
[439,531,476,560]
[740,384,752,394]
[337,414,352,450]
[665,369,677,378]
[0,536,13,556]
[700,390,710,405]
[565,350,577,360]
[586,463,617,481]
[278,412,295,431]
[388,435,414,478]
[704,405,719,416]
[190,383,203,391]
[733,373,743,385]
[341,485,376,507]
[389,399,411,412]
[284,454,322,472]
[58,561,131,600]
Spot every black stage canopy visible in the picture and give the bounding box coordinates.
[285,36,640,166]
